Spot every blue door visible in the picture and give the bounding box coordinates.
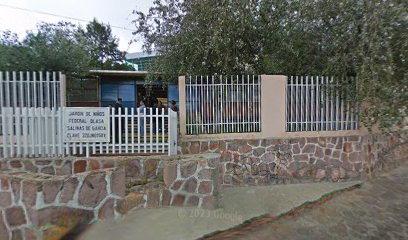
[167,84,179,107]
[101,82,137,108]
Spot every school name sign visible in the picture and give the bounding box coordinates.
[63,108,110,143]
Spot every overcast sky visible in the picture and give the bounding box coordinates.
[0,0,154,53]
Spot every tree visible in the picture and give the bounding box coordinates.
[82,19,130,70]
[0,22,91,75]
[132,0,407,130]
[132,0,262,82]
[24,22,92,75]
[0,20,132,73]
[0,31,32,70]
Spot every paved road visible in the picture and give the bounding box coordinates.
[210,162,408,240]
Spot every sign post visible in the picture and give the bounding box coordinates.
[63,108,110,144]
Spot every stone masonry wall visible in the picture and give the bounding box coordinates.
[0,154,222,239]
[116,154,222,214]
[0,156,164,182]
[180,131,408,186]
[0,167,125,240]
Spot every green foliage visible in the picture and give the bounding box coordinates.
[133,0,407,130]
[82,19,131,70]
[0,31,32,70]
[0,20,131,75]
[24,22,92,75]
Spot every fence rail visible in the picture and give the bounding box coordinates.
[0,71,64,108]
[286,76,359,132]
[0,71,65,136]
[0,107,177,158]
[185,75,261,135]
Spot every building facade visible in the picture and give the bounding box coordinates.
[67,52,179,108]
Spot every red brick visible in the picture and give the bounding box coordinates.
[74,160,87,173]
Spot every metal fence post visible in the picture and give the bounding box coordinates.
[168,109,178,156]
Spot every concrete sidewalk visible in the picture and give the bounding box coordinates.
[79,181,362,240]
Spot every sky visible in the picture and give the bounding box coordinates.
[0,0,154,53]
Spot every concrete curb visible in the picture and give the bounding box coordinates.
[199,181,364,239]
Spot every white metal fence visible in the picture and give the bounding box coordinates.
[0,71,64,108]
[185,75,261,135]
[286,76,359,132]
[0,107,178,158]
[0,71,65,135]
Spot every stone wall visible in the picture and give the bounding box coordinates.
[0,156,163,181]
[117,154,221,214]
[180,131,408,186]
[0,168,125,240]
[0,154,222,239]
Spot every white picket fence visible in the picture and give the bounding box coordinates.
[0,107,178,158]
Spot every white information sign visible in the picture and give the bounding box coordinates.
[63,108,110,143]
